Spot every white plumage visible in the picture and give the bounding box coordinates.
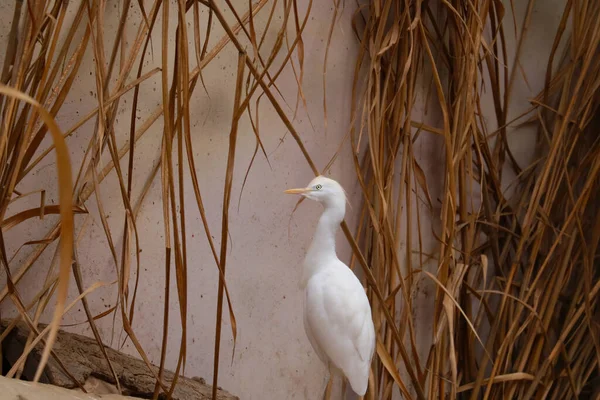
[285,176,375,396]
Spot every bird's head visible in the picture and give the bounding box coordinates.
[284,175,347,211]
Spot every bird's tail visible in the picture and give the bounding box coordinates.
[345,361,370,397]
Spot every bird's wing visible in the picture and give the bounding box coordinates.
[305,261,375,394]
[354,298,376,363]
[303,291,329,364]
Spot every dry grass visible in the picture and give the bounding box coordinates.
[349,0,600,399]
[0,0,598,400]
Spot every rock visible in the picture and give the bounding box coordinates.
[0,375,140,400]
[1,320,238,400]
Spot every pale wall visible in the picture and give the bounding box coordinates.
[0,1,566,399]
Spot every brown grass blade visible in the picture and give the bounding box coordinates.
[0,85,75,383]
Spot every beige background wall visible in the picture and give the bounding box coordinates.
[0,1,566,399]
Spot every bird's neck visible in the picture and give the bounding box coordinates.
[301,205,344,286]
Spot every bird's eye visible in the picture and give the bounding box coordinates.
[315,184,322,190]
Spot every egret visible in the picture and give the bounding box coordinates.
[285,176,375,397]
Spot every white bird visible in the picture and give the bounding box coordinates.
[285,176,375,397]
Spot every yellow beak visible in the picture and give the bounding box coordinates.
[284,187,311,194]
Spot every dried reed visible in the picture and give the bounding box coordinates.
[347,0,600,399]
[0,0,598,400]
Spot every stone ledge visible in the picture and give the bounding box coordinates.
[1,320,238,400]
